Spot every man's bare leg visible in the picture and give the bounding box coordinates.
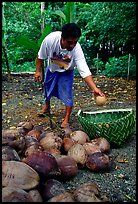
[42,101,50,113]
[61,106,72,128]
[37,101,50,117]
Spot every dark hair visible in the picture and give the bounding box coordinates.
[61,23,81,39]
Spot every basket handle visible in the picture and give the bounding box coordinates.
[77,109,82,116]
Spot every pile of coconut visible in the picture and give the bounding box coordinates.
[2,121,111,202]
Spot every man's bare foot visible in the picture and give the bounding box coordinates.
[37,103,50,117]
[37,111,50,117]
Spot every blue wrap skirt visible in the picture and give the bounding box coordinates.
[44,68,74,106]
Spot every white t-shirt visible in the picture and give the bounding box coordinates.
[38,31,92,78]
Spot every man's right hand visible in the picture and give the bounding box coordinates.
[34,71,42,82]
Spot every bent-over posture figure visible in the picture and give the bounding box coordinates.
[34,23,104,128]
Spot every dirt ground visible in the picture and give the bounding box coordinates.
[2,73,136,202]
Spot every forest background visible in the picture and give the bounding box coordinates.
[2,2,136,80]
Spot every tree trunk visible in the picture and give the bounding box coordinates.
[2,45,11,81]
[41,2,45,34]
[41,2,45,82]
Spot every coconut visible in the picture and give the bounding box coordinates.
[95,96,106,106]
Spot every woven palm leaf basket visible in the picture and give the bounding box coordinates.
[77,108,135,146]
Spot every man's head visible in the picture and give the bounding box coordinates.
[61,23,81,51]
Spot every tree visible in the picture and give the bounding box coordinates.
[2,2,11,81]
[41,2,45,34]
[15,2,52,81]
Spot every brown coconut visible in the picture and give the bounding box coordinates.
[28,189,43,202]
[24,144,43,157]
[2,186,33,202]
[70,130,90,145]
[27,129,42,141]
[56,155,78,178]
[67,143,87,168]
[47,192,75,202]
[44,148,61,158]
[62,137,77,152]
[73,182,101,202]
[83,142,101,155]
[91,137,110,153]
[42,179,66,201]
[2,146,20,161]
[23,151,60,178]
[39,132,62,150]
[17,121,34,131]
[86,152,110,172]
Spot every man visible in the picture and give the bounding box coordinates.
[34,23,105,128]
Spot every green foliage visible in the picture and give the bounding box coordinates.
[74,67,81,78]
[13,61,36,72]
[54,2,77,26]
[54,10,66,24]
[15,24,52,55]
[2,61,36,73]
[16,36,39,53]
[2,2,136,75]
[103,55,136,78]
[77,2,136,66]
[92,57,105,70]
[79,2,136,46]
[64,2,76,23]
[37,24,52,47]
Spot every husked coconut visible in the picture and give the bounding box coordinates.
[95,96,107,106]
[68,143,87,168]
[23,151,60,179]
[39,132,62,150]
[42,179,66,201]
[2,146,20,161]
[83,142,101,155]
[73,182,101,202]
[91,137,110,153]
[28,189,43,202]
[86,152,110,172]
[70,130,90,145]
[56,155,78,178]
[47,192,75,202]
[62,137,77,152]
[27,129,42,141]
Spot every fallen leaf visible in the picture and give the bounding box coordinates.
[117,159,129,163]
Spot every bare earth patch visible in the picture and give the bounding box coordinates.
[2,74,136,202]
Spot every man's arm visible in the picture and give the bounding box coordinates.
[34,56,44,82]
[84,75,105,96]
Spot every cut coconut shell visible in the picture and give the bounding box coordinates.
[2,160,40,190]
[2,186,32,202]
